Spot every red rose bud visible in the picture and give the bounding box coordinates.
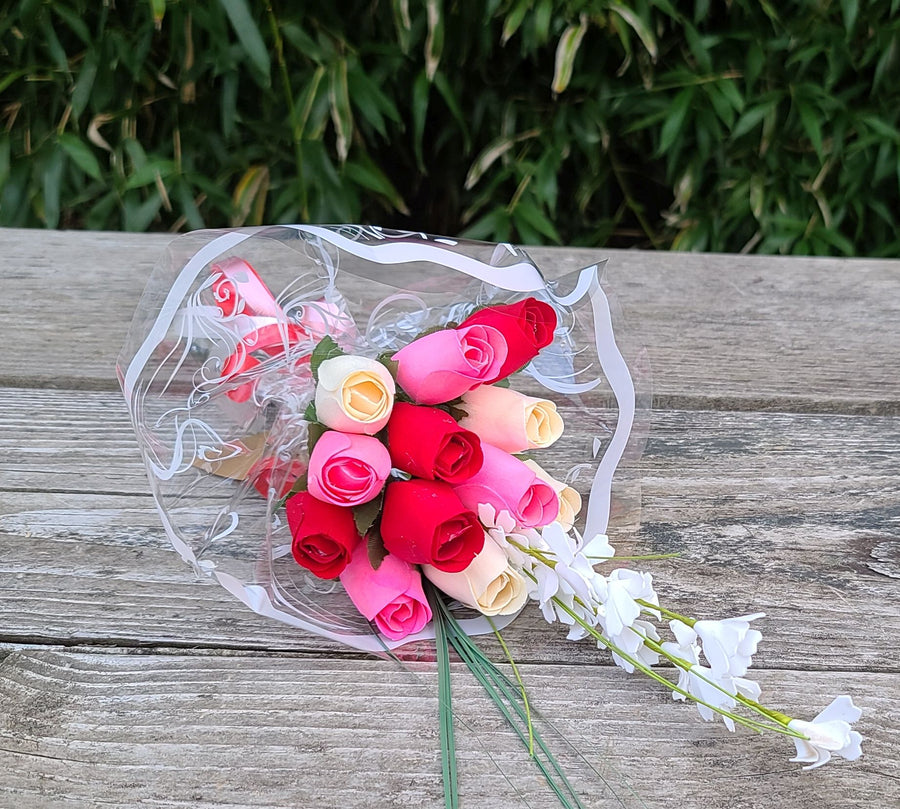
[380,479,485,573]
[251,455,307,499]
[285,491,361,579]
[387,402,484,484]
[459,297,557,381]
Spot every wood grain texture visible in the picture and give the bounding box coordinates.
[1,228,898,411]
[1,387,896,673]
[1,228,895,807]
[0,650,895,809]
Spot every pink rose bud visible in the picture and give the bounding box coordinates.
[392,324,508,405]
[454,443,559,528]
[340,551,433,641]
[458,384,563,454]
[307,430,392,507]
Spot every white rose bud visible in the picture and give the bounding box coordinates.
[315,355,395,435]
[458,384,563,454]
[423,537,527,616]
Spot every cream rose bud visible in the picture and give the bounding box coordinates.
[523,459,582,532]
[423,537,527,617]
[315,355,395,435]
[458,385,563,454]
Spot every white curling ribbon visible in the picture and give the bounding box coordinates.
[423,538,528,617]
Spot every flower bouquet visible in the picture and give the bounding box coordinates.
[119,225,861,807]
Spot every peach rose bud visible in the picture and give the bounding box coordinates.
[522,459,582,532]
[314,354,395,435]
[423,537,527,617]
[458,385,563,454]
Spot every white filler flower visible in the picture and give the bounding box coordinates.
[788,695,863,770]
[694,612,764,678]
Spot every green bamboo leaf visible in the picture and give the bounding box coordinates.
[465,130,539,189]
[148,0,166,27]
[51,2,91,44]
[328,60,353,163]
[58,134,102,181]
[658,87,694,154]
[731,101,778,139]
[433,71,470,152]
[840,0,858,32]
[412,70,430,172]
[424,0,444,81]
[609,3,657,60]
[343,159,410,215]
[218,0,271,81]
[512,199,561,243]
[42,148,65,228]
[71,50,98,119]
[551,15,588,94]
[797,102,824,157]
[0,136,10,188]
[125,160,177,191]
[502,0,530,45]
[392,0,412,52]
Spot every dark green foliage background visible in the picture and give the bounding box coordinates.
[1,0,898,255]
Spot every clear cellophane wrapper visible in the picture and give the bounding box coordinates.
[118,225,649,654]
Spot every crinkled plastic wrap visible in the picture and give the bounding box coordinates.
[118,225,649,653]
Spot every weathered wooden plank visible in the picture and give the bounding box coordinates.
[0,650,893,809]
[1,228,898,411]
[1,388,896,670]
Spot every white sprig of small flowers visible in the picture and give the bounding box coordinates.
[478,504,863,770]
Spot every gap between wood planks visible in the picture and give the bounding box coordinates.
[2,375,898,416]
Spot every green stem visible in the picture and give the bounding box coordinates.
[549,596,800,738]
[426,586,459,809]
[637,599,695,627]
[489,618,535,757]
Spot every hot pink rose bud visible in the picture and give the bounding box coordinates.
[340,551,432,641]
[392,324,508,405]
[453,443,559,528]
[307,430,392,507]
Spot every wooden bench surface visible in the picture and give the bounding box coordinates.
[0,227,897,809]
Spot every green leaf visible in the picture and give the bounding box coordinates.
[798,102,824,157]
[42,147,65,228]
[343,159,409,216]
[609,3,657,60]
[512,199,561,244]
[502,0,530,45]
[303,401,317,423]
[731,101,778,139]
[840,0,858,32]
[309,335,344,381]
[306,421,327,456]
[148,0,166,26]
[465,130,539,190]
[412,70,430,172]
[51,2,91,44]
[424,0,444,81]
[218,0,271,81]
[71,50,98,119]
[658,88,694,154]
[366,521,388,571]
[58,134,102,181]
[353,491,384,539]
[551,15,588,94]
[328,60,353,163]
[433,71,471,152]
